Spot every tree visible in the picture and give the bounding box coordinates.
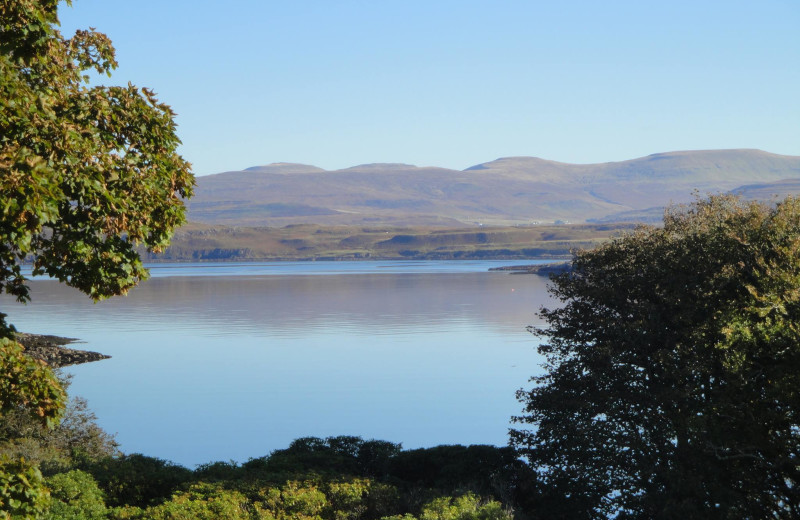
[0,0,193,321]
[0,372,119,470]
[379,494,512,520]
[1,0,192,515]
[0,338,63,519]
[43,470,107,520]
[511,195,800,519]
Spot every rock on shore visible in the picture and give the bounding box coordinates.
[489,262,572,276]
[15,332,110,368]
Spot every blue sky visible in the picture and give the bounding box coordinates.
[58,0,799,176]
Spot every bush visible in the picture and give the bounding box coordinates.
[80,454,192,508]
[44,469,107,520]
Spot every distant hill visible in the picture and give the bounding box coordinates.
[731,178,800,201]
[188,150,800,226]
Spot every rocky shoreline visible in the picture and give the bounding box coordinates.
[489,262,572,275]
[15,332,110,368]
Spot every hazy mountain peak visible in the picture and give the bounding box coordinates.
[340,163,419,172]
[464,156,575,174]
[243,163,326,174]
[646,148,765,159]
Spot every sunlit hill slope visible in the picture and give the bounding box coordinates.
[188,149,800,227]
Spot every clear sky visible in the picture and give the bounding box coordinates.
[57,0,799,176]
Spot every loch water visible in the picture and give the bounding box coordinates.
[3,261,555,467]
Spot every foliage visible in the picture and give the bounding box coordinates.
[0,372,118,471]
[0,0,193,319]
[383,494,511,520]
[191,460,241,482]
[0,338,64,519]
[240,436,402,481]
[0,339,64,429]
[230,437,531,515]
[39,436,526,519]
[1,0,191,515]
[103,477,510,520]
[1,330,115,520]
[48,394,119,465]
[0,457,49,520]
[8,431,539,519]
[388,445,528,505]
[106,478,376,520]
[43,469,106,520]
[111,483,250,520]
[78,453,193,508]
[511,195,800,518]
[256,479,328,519]
[320,478,402,520]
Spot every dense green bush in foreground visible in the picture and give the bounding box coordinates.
[2,388,524,519]
[41,436,523,519]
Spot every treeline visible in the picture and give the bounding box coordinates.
[57,439,533,520]
[1,378,539,519]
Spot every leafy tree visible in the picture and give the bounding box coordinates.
[80,453,193,508]
[382,494,512,520]
[0,338,63,520]
[242,436,403,480]
[255,479,329,520]
[1,0,192,516]
[0,0,193,324]
[0,456,50,519]
[43,469,107,520]
[113,483,251,520]
[511,195,800,518]
[26,437,526,519]
[0,372,118,472]
[0,339,63,429]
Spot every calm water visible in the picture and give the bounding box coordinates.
[3,261,554,467]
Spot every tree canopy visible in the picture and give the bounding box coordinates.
[511,195,800,518]
[1,0,193,515]
[0,0,193,321]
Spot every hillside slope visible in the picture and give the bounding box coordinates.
[188,149,800,226]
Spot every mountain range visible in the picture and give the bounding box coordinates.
[188,149,800,226]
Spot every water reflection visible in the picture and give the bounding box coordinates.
[16,271,553,337]
[2,263,556,466]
